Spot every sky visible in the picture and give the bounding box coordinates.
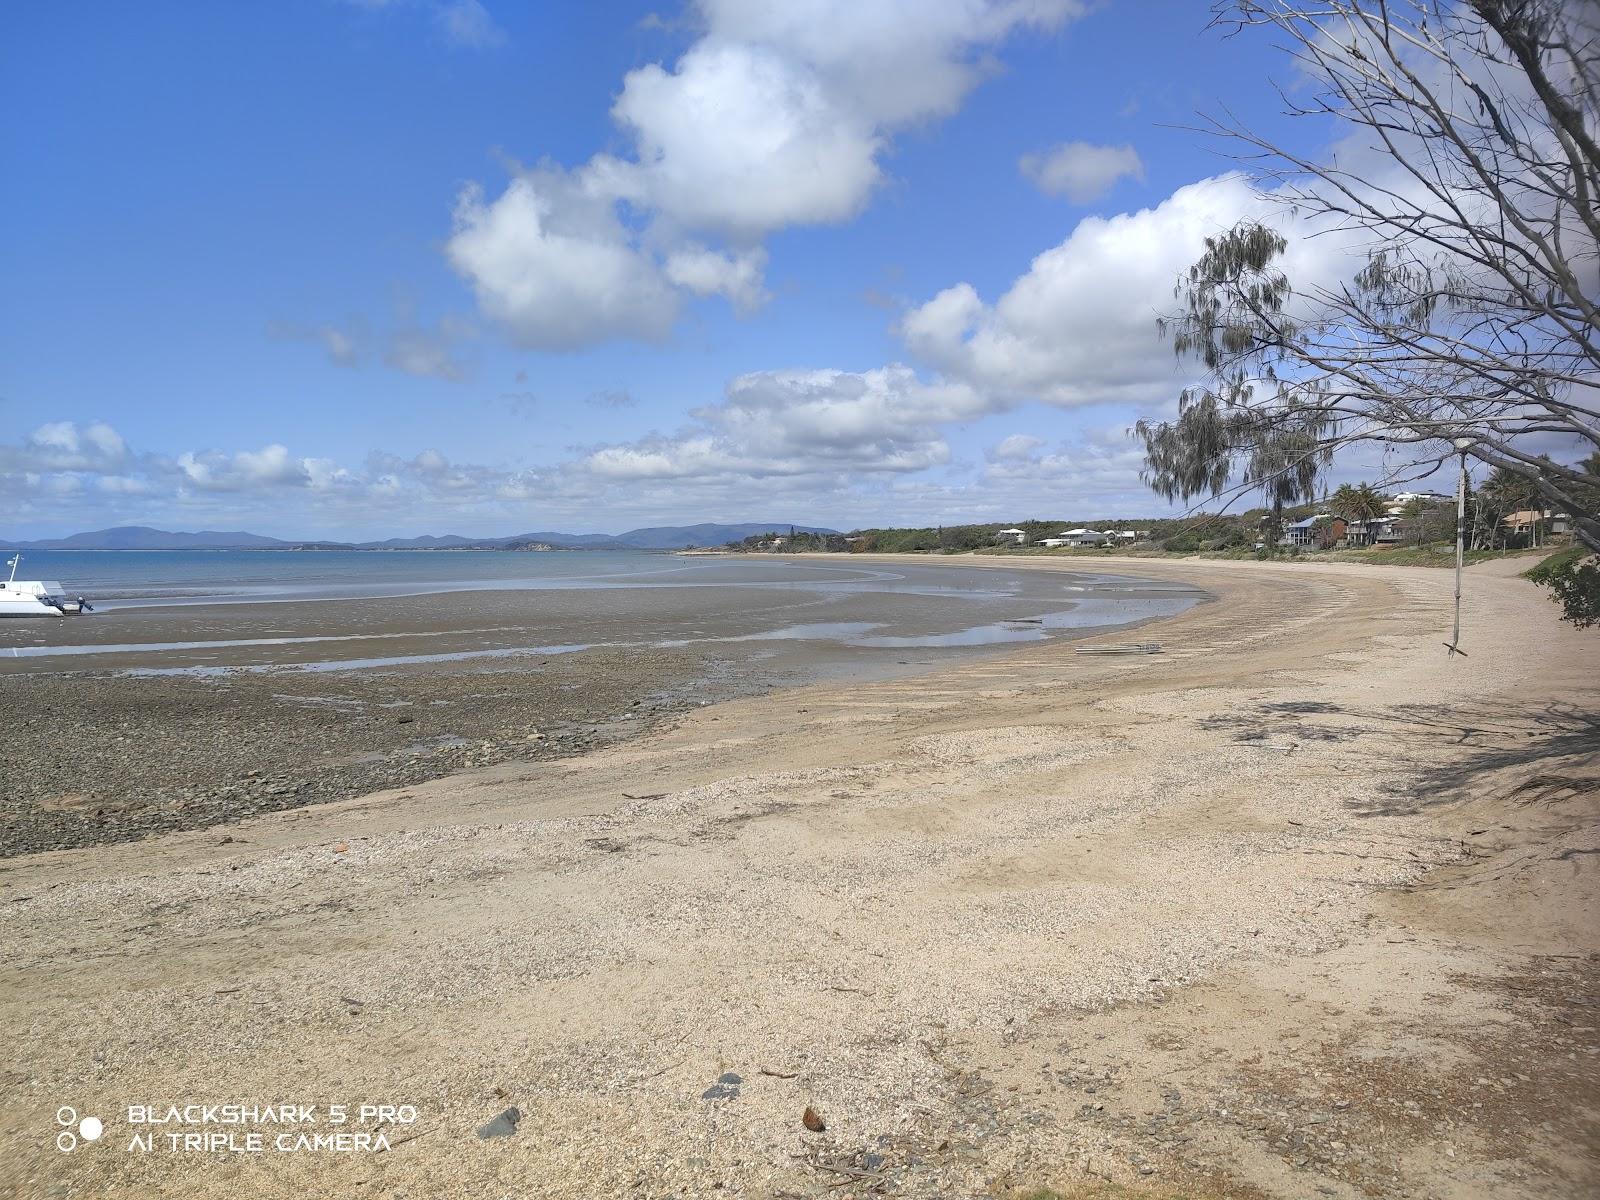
[1,0,1360,539]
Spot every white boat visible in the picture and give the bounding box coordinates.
[0,555,92,617]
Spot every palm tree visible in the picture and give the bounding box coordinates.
[1400,496,1427,547]
[1353,483,1385,523]
[1330,484,1360,545]
[1330,481,1385,545]
[1479,466,1543,547]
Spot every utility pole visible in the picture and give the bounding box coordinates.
[1448,438,1472,656]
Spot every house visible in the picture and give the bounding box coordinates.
[1370,517,1403,544]
[1038,538,1067,548]
[1335,517,1372,547]
[1503,509,1571,544]
[1057,528,1108,548]
[1273,512,1350,550]
[1282,516,1317,546]
[995,527,1028,545]
[1503,509,1569,535]
[1283,514,1348,547]
[1385,491,1451,515]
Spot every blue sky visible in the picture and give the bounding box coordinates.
[2,0,1337,539]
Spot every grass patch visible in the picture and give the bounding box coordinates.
[1313,545,1528,567]
[1523,543,1600,626]
[972,545,1534,567]
[946,543,1563,569]
[1523,543,1586,580]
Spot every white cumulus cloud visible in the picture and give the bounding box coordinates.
[448,0,1089,349]
[603,42,880,240]
[900,174,1315,409]
[447,173,680,351]
[176,444,315,492]
[663,244,771,313]
[989,433,1044,461]
[584,364,988,482]
[1020,141,1145,203]
[0,421,129,473]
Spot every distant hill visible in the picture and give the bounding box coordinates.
[353,524,837,550]
[3,522,838,551]
[2,525,296,550]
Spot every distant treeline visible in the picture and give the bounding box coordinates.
[729,514,1281,554]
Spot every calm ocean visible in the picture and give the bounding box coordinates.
[5,549,738,606]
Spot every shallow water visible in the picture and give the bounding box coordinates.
[41,600,1199,676]
[0,553,1205,676]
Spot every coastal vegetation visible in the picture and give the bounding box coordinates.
[1526,544,1600,628]
[1126,1,1599,624]
[728,490,1568,564]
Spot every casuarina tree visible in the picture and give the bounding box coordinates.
[1135,0,1600,618]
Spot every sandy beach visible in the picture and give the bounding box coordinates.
[1,554,1596,1200]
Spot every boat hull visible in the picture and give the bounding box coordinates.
[1,581,69,617]
[0,597,65,617]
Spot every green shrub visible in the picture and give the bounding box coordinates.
[1526,546,1600,628]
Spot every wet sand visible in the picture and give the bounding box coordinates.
[0,557,1200,667]
[0,560,1201,855]
[1,555,1594,1200]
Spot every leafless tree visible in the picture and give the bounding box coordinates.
[1138,0,1600,554]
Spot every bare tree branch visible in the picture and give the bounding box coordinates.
[1138,0,1600,561]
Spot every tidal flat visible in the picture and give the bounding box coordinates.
[0,556,1200,854]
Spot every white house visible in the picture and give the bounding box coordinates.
[1386,491,1451,514]
[1058,528,1108,548]
[995,527,1028,544]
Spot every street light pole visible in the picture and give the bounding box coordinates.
[1448,438,1473,656]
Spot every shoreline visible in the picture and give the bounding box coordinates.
[0,561,1204,856]
[2,555,1595,1199]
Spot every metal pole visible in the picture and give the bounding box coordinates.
[1448,441,1470,655]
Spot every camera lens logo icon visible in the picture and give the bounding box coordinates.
[55,1107,103,1153]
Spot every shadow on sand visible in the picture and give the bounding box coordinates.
[1199,698,1600,817]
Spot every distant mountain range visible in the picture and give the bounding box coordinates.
[1,523,840,552]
